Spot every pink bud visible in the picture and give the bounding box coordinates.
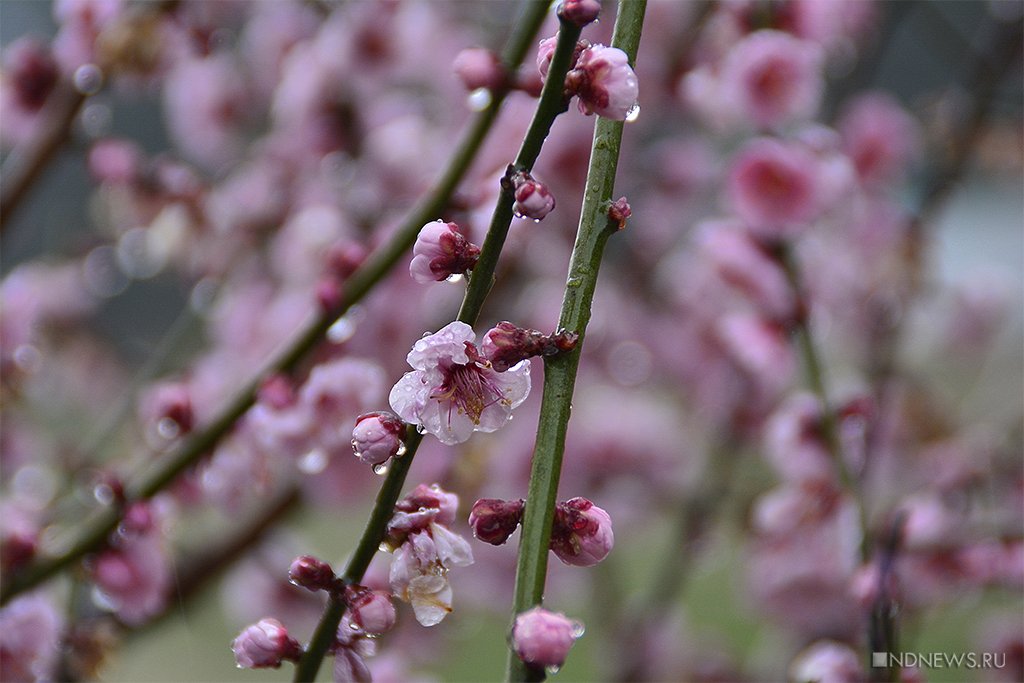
[257,374,296,410]
[88,138,142,184]
[326,241,368,279]
[1,532,36,571]
[482,322,578,372]
[315,277,344,312]
[469,498,525,545]
[351,411,406,466]
[395,483,460,527]
[409,220,480,284]
[288,555,337,593]
[559,0,601,27]
[232,618,302,669]
[566,44,638,120]
[512,607,582,669]
[550,497,614,567]
[453,47,506,92]
[512,171,556,221]
[349,590,396,635]
[607,196,631,230]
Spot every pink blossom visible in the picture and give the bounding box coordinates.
[453,47,505,92]
[727,137,821,238]
[387,484,473,626]
[334,645,373,683]
[0,38,60,149]
[789,640,864,683]
[409,221,481,284]
[232,618,302,669]
[513,172,556,221]
[0,593,62,682]
[763,393,835,483]
[720,30,823,130]
[87,138,143,184]
[567,44,639,120]
[550,497,614,567]
[716,313,794,394]
[838,92,920,186]
[389,321,531,445]
[90,529,171,625]
[351,411,406,466]
[535,36,558,79]
[696,219,796,321]
[511,607,582,669]
[481,322,577,372]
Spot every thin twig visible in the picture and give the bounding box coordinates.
[506,3,648,681]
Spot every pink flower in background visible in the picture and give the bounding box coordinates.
[839,92,920,186]
[511,607,582,669]
[0,593,62,682]
[720,30,823,130]
[0,38,60,148]
[453,47,506,92]
[727,137,821,237]
[389,322,531,445]
[90,526,171,625]
[567,44,639,120]
[409,221,481,284]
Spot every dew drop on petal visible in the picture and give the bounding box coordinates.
[625,104,640,122]
[379,542,389,552]
[395,443,408,457]
[445,273,464,283]
[373,462,390,476]
[298,449,328,474]
[415,424,427,435]
[349,621,360,630]
[546,665,561,675]
[91,586,117,611]
[571,621,586,638]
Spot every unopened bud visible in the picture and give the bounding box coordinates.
[409,220,481,284]
[608,197,632,230]
[512,607,583,669]
[453,47,506,92]
[558,0,601,27]
[288,555,337,593]
[351,411,406,466]
[482,322,578,372]
[232,618,303,669]
[469,498,525,545]
[512,171,556,221]
[348,588,397,635]
[550,497,614,567]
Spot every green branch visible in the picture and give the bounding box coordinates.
[506,2,647,681]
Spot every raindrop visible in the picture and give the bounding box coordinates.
[156,417,180,440]
[546,665,561,675]
[327,314,357,343]
[83,246,129,298]
[81,102,111,137]
[91,586,117,611]
[625,104,640,122]
[415,424,427,435]
[298,449,328,474]
[117,227,164,279]
[94,483,116,505]
[394,443,408,457]
[378,542,389,552]
[445,273,464,283]
[349,622,360,630]
[74,64,104,95]
[571,621,586,638]
[12,344,41,373]
[467,87,492,111]
[373,462,390,476]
